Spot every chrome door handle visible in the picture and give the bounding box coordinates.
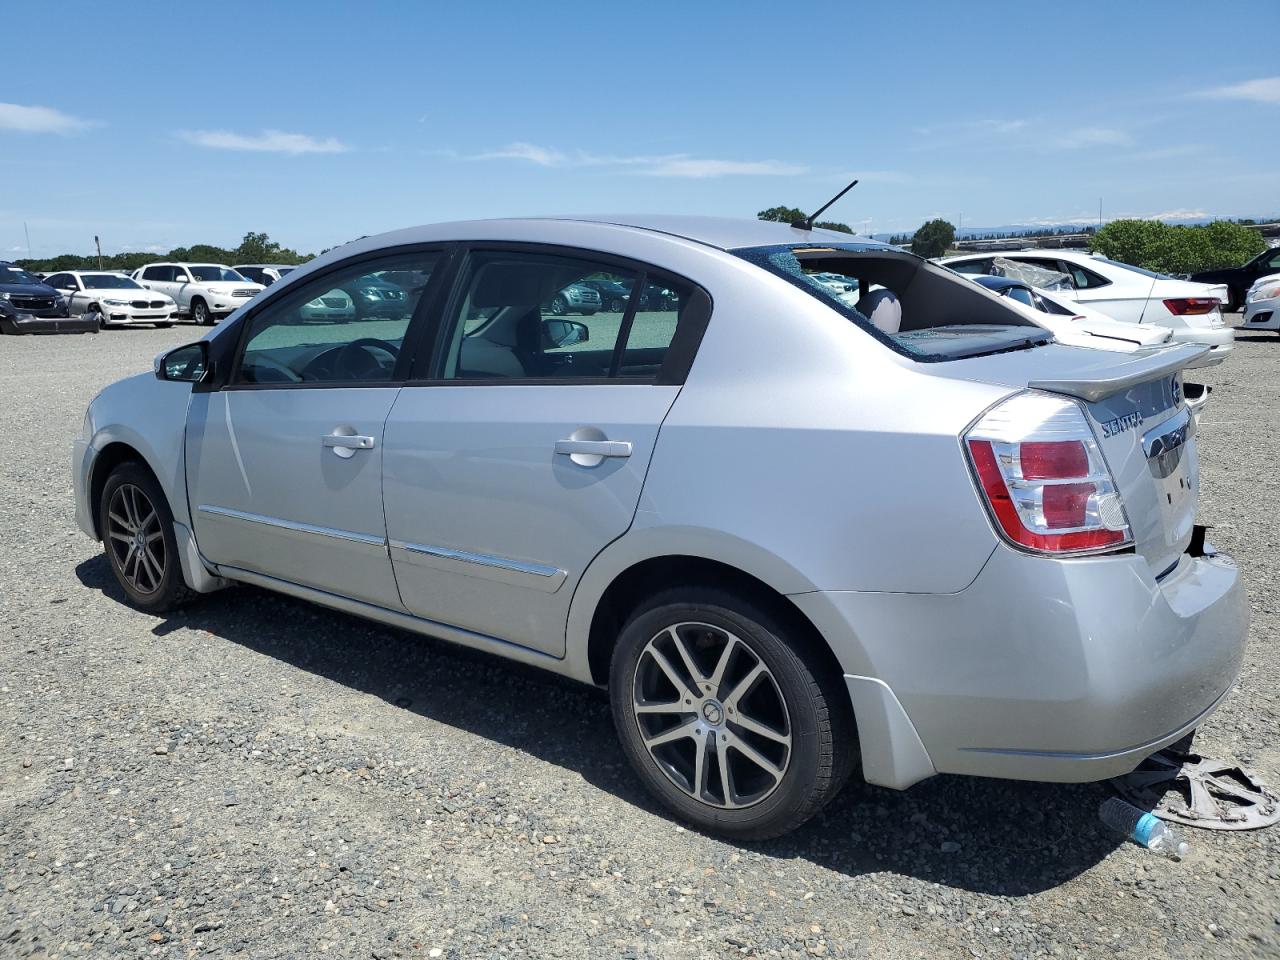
[554,439,633,459]
[322,433,375,459]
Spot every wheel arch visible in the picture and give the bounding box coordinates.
[88,441,162,539]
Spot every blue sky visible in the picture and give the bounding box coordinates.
[2,0,1278,257]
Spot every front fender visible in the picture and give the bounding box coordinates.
[84,373,194,527]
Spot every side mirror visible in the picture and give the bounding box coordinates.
[155,341,210,383]
[542,318,589,348]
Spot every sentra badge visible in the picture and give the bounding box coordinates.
[1100,410,1144,438]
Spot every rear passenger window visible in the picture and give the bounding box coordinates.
[438,251,695,382]
[949,258,993,275]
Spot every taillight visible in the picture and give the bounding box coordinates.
[964,392,1131,555]
[1162,297,1219,315]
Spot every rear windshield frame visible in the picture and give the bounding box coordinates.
[733,243,1050,363]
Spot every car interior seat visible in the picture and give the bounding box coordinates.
[855,288,902,335]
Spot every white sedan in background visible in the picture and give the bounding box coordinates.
[938,249,1233,366]
[42,271,177,328]
[1241,274,1280,333]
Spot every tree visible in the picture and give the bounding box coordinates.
[1091,219,1265,274]
[757,205,853,234]
[909,219,955,259]
[236,231,281,264]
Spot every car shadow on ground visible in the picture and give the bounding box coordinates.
[76,555,1122,896]
[1230,334,1278,343]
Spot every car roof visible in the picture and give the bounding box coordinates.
[233,263,291,269]
[347,216,891,254]
[970,275,1026,291]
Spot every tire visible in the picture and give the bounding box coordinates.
[549,295,567,315]
[609,587,854,840]
[99,462,195,613]
[607,297,624,313]
[191,298,212,325]
[85,305,107,329]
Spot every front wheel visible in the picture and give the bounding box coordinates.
[549,295,567,315]
[191,299,212,325]
[609,588,853,840]
[99,462,194,612]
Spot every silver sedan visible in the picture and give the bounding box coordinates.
[73,216,1247,839]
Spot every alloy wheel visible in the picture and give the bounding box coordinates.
[106,483,166,595]
[631,621,792,809]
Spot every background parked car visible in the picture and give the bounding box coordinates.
[547,282,601,316]
[131,262,264,325]
[43,271,176,328]
[1241,273,1280,334]
[968,274,1174,351]
[1190,247,1280,312]
[578,278,631,312]
[234,264,298,286]
[938,250,1233,366]
[0,261,94,334]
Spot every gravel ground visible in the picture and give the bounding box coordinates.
[1,322,1277,960]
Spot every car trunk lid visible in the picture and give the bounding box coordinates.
[932,341,1205,575]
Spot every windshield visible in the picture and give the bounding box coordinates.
[0,265,42,285]
[277,266,295,276]
[80,274,141,289]
[189,265,247,282]
[734,244,1051,362]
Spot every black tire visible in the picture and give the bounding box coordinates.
[191,298,212,325]
[549,295,567,315]
[99,462,194,613]
[85,305,107,329]
[609,587,854,840]
[607,297,624,313]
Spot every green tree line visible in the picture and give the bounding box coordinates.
[13,231,314,274]
[1089,219,1264,274]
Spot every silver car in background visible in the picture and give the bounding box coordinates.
[73,216,1247,839]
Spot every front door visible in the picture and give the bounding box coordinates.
[382,248,700,655]
[186,248,444,609]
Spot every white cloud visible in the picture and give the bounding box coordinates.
[472,142,805,178]
[0,102,91,134]
[177,129,348,154]
[1052,127,1132,149]
[1198,76,1280,104]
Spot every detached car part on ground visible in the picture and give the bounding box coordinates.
[73,217,1248,840]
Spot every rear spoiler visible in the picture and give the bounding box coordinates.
[1028,343,1209,402]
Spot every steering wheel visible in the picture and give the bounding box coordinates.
[335,338,399,380]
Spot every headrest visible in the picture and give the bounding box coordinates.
[471,263,561,308]
[856,288,902,335]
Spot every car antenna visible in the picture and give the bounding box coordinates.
[791,178,860,231]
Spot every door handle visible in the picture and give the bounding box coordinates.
[322,433,375,459]
[554,438,632,467]
[554,439,632,458]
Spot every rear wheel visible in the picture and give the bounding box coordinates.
[609,587,853,840]
[549,295,568,315]
[607,297,624,313]
[191,298,211,325]
[99,462,194,612]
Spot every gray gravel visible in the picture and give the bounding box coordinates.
[1,322,1278,959]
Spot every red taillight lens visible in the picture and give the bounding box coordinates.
[1162,297,1218,316]
[965,393,1131,555]
[1020,440,1088,479]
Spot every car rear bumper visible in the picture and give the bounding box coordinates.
[1,313,96,335]
[793,541,1247,789]
[1169,325,1233,367]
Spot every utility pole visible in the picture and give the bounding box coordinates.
[1098,198,1103,229]
[95,235,103,270]
[23,222,31,260]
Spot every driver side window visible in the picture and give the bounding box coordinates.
[234,252,438,385]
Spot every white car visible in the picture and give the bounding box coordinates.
[1241,273,1280,333]
[938,250,1234,366]
[42,271,177,328]
[233,264,298,287]
[131,263,265,325]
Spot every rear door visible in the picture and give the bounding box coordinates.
[381,246,708,656]
[186,247,446,608]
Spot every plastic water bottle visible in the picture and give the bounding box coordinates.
[1099,797,1190,859]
